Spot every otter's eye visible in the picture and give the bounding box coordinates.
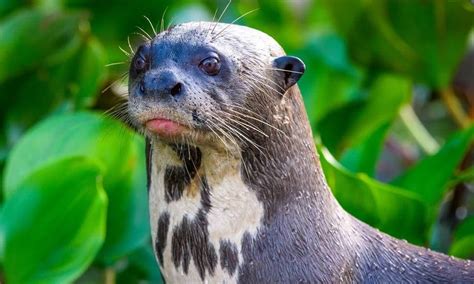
[199,57,221,75]
[134,56,147,72]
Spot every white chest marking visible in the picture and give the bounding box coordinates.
[148,142,264,283]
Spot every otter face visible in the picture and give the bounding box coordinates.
[127,22,305,149]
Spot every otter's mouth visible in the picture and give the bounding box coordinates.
[145,118,189,137]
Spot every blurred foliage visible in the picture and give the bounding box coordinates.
[0,0,473,283]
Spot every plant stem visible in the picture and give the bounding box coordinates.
[440,87,471,128]
[399,104,440,155]
[105,267,116,284]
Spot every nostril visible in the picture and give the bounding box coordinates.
[170,83,182,97]
[139,81,145,93]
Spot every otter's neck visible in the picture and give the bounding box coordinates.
[146,87,362,282]
[240,87,345,222]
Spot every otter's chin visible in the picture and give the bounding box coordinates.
[146,118,188,137]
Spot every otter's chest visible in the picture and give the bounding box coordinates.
[147,146,264,283]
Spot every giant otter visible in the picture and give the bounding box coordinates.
[127,22,473,283]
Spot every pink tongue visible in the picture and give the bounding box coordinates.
[146,119,185,136]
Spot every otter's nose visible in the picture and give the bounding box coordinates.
[140,70,183,99]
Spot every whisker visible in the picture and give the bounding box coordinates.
[206,5,220,40]
[103,102,132,127]
[133,32,151,41]
[248,76,287,102]
[119,46,131,57]
[222,100,272,122]
[167,17,175,30]
[105,61,126,67]
[160,7,169,33]
[211,5,219,22]
[252,73,286,94]
[264,67,304,74]
[127,36,134,54]
[218,111,269,138]
[212,113,265,155]
[104,102,127,117]
[206,118,235,154]
[214,124,239,161]
[221,103,287,135]
[212,8,259,40]
[143,15,157,36]
[101,71,128,94]
[246,79,278,100]
[136,26,153,40]
[207,113,240,148]
[211,0,232,35]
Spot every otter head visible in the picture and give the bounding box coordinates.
[127,22,305,151]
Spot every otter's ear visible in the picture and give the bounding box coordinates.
[272,56,305,91]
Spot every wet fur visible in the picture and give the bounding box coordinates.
[127,22,474,283]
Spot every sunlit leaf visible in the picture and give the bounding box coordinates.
[299,31,362,125]
[340,123,390,177]
[73,37,108,108]
[96,133,149,264]
[391,126,474,206]
[0,157,107,284]
[319,146,428,244]
[317,74,410,155]
[3,112,149,264]
[449,216,474,259]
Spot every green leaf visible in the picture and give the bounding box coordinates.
[317,74,410,155]
[4,112,127,195]
[325,0,474,88]
[73,37,108,109]
[0,157,107,284]
[340,122,390,177]
[3,112,149,264]
[0,11,104,141]
[319,146,428,244]
[391,126,474,206]
[450,166,474,186]
[299,31,362,125]
[344,75,410,148]
[96,133,150,264]
[449,216,474,259]
[0,9,86,83]
[0,35,107,143]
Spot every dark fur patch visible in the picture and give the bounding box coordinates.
[145,138,152,192]
[155,212,170,266]
[220,240,239,276]
[164,144,202,202]
[200,177,212,211]
[164,167,188,202]
[171,176,217,280]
